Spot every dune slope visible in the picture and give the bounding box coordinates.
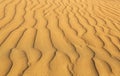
[0,0,120,76]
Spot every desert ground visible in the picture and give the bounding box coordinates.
[0,0,120,76]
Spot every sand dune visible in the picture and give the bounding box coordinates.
[0,0,120,76]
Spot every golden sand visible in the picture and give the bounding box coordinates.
[0,0,120,76]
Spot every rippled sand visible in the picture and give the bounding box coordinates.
[0,0,120,76]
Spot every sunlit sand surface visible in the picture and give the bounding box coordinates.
[0,0,120,76]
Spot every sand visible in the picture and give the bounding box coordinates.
[0,0,120,76]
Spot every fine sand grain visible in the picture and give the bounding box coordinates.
[0,0,120,76]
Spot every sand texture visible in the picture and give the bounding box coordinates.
[0,0,120,76]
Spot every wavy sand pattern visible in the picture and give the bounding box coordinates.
[0,0,120,76]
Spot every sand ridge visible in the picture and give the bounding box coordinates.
[0,0,120,76]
